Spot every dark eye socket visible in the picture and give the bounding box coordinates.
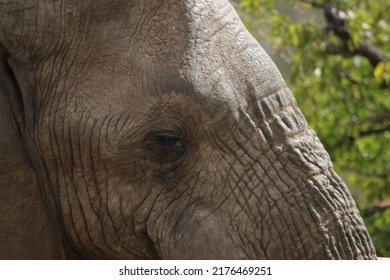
[155,133,182,148]
[146,131,187,161]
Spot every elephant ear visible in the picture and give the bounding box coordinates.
[0,44,65,259]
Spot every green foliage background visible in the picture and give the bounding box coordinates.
[233,0,390,256]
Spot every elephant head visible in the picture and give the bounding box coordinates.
[0,0,376,259]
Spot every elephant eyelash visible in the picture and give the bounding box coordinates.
[155,133,185,153]
[146,131,187,164]
[153,132,184,149]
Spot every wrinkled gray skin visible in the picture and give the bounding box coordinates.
[0,0,377,259]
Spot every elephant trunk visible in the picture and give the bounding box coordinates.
[235,82,376,259]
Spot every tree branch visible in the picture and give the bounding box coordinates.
[337,125,390,146]
[364,199,390,217]
[359,126,390,137]
[369,111,390,124]
[354,111,390,125]
[298,0,389,68]
[299,0,325,8]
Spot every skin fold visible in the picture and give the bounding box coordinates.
[0,0,377,259]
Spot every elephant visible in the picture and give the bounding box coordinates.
[0,0,377,259]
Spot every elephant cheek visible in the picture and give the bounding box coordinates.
[149,209,247,260]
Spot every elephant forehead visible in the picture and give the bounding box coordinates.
[126,0,245,60]
[124,0,279,114]
[31,0,283,131]
[121,0,189,61]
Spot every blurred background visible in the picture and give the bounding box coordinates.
[229,0,390,257]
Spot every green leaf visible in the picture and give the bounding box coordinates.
[374,62,386,78]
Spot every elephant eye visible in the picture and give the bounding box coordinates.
[154,133,185,155]
[155,133,180,147]
[146,131,187,167]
